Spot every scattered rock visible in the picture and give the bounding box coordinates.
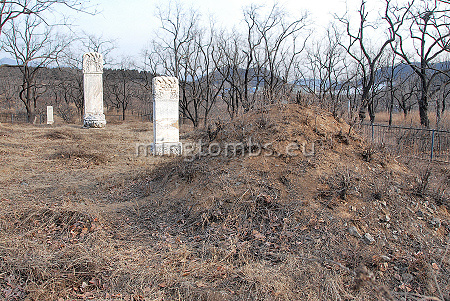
[443,221,450,232]
[380,214,390,223]
[348,226,361,238]
[363,233,375,244]
[429,217,441,229]
[380,255,391,262]
[402,273,413,283]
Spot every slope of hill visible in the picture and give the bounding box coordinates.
[131,104,449,299]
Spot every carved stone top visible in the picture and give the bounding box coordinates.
[153,76,179,87]
[83,52,103,74]
[153,76,179,101]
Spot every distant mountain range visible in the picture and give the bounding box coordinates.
[376,61,450,80]
[0,57,17,66]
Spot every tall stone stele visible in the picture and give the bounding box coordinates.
[83,52,106,128]
[46,106,54,125]
[151,76,182,155]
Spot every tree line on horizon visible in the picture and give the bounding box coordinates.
[0,0,449,128]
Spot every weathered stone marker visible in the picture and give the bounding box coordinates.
[46,106,54,125]
[83,52,106,128]
[150,76,182,155]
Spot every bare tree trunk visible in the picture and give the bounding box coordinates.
[368,102,375,124]
[419,77,429,127]
[388,93,394,126]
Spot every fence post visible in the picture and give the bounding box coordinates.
[11,113,13,124]
[430,129,435,162]
[371,124,374,142]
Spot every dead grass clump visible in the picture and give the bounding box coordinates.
[410,163,450,211]
[15,208,101,241]
[0,203,110,300]
[318,168,361,203]
[414,167,432,197]
[0,124,13,136]
[0,236,111,300]
[49,148,107,165]
[41,129,80,140]
[177,160,206,183]
[132,127,150,133]
[362,144,378,162]
[136,158,205,195]
[206,121,223,142]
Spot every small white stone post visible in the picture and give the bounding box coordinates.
[150,76,182,155]
[83,52,106,128]
[46,106,54,125]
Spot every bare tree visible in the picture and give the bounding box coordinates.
[52,69,84,120]
[397,73,419,118]
[212,31,244,119]
[81,32,115,61]
[196,24,226,127]
[300,25,354,117]
[336,0,396,123]
[50,33,116,122]
[240,4,309,108]
[428,60,450,127]
[104,59,138,121]
[240,5,265,111]
[49,74,78,122]
[0,72,20,111]
[145,2,202,126]
[256,5,308,103]
[1,15,70,122]
[0,0,94,39]
[386,0,450,127]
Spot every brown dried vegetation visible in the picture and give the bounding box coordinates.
[0,104,449,300]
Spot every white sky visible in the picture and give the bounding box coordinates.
[69,0,369,60]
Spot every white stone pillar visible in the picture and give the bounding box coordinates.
[46,106,54,125]
[83,52,106,128]
[151,76,182,155]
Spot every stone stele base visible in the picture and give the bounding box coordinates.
[83,114,106,128]
[150,142,182,156]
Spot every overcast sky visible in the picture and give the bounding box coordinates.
[69,0,369,60]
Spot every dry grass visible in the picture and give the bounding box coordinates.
[374,111,450,130]
[0,105,449,300]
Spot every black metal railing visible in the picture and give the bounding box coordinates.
[358,123,450,163]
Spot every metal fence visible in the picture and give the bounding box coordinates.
[358,123,450,163]
[0,112,46,124]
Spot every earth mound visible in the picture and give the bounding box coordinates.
[124,104,449,300]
